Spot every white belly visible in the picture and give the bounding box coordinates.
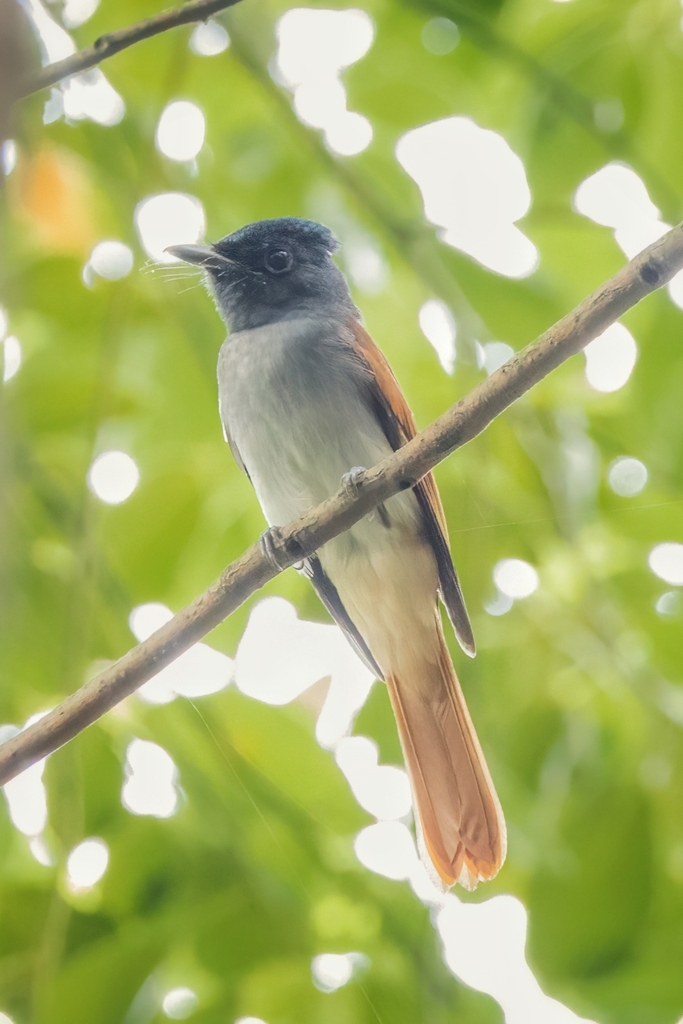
[217,317,438,674]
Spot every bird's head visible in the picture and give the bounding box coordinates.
[166,217,354,332]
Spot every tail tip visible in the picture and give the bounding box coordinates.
[418,824,505,892]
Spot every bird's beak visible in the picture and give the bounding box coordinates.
[165,243,218,266]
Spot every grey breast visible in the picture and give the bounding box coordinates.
[217,316,393,526]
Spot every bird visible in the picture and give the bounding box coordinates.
[166,217,506,890]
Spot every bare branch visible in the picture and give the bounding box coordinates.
[1,225,682,786]
[20,0,242,97]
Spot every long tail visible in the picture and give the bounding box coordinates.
[385,618,506,890]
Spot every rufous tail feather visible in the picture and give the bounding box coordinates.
[385,618,506,890]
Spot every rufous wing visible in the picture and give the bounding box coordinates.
[348,322,475,656]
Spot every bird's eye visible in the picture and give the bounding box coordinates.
[265,249,293,275]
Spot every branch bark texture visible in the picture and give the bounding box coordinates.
[21,0,242,97]
[1,226,682,786]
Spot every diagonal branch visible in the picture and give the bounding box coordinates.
[1,225,682,787]
[20,0,243,97]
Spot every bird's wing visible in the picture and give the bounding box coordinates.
[349,321,475,657]
[223,423,250,480]
[301,555,384,679]
[219,353,381,679]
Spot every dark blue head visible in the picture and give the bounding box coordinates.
[167,217,357,332]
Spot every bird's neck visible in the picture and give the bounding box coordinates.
[222,294,360,334]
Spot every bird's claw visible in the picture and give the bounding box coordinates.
[260,527,291,572]
[342,466,367,497]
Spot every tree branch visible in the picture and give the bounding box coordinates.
[1,225,682,786]
[20,0,243,97]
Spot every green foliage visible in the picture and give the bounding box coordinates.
[2,0,683,1021]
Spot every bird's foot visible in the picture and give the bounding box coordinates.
[260,527,291,572]
[342,466,367,497]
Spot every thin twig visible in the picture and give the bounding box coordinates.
[1,225,682,786]
[20,0,243,97]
